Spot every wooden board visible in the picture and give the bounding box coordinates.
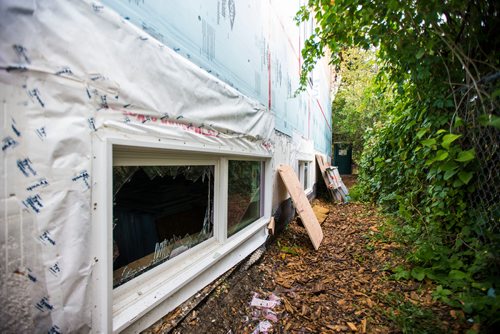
[316,155,341,201]
[326,168,341,189]
[268,216,275,235]
[278,165,323,250]
[331,167,349,195]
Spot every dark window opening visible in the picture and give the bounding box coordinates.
[300,161,310,190]
[112,165,214,288]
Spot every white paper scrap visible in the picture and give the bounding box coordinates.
[250,296,279,309]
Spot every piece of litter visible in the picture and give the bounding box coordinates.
[248,293,281,331]
[263,309,278,322]
[252,320,273,334]
[251,296,280,309]
[252,309,261,319]
[259,320,272,331]
[268,293,281,303]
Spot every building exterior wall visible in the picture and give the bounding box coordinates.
[0,1,331,332]
[102,0,332,157]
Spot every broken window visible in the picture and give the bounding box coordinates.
[112,165,214,288]
[227,160,262,237]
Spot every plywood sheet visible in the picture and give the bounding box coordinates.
[278,165,323,250]
[268,217,276,235]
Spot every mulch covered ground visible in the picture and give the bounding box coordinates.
[146,178,467,333]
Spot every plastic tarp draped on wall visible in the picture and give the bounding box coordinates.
[102,0,332,157]
[0,1,273,332]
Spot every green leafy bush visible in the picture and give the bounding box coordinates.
[297,0,500,330]
[358,90,500,324]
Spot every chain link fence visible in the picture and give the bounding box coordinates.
[457,72,500,244]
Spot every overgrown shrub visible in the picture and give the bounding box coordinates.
[297,0,500,330]
[357,84,499,329]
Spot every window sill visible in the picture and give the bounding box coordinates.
[304,187,313,196]
[112,216,269,332]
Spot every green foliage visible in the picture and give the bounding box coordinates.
[357,86,500,328]
[228,160,261,195]
[297,0,500,331]
[380,292,448,334]
[346,184,363,202]
[331,48,383,163]
[280,245,300,256]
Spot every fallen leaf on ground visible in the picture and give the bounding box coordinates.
[155,197,469,334]
[361,318,367,333]
[347,321,358,331]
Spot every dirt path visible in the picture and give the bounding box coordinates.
[148,196,464,333]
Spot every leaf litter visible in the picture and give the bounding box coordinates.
[145,193,467,333]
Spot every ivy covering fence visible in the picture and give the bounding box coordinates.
[296,0,499,331]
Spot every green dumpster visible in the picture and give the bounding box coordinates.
[333,142,352,175]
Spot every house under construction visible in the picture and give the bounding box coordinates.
[0,1,332,332]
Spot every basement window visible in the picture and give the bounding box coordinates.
[299,160,312,192]
[227,160,263,237]
[92,139,273,332]
[112,164,214,288]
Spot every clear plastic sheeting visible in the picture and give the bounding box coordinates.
[0,0,273,332]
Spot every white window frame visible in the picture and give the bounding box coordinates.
[226,158,266,238]
[298,159,313,195]
[91,133,272,333]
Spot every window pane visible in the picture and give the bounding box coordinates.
[227,160,262,237]
[112,165,214,288]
